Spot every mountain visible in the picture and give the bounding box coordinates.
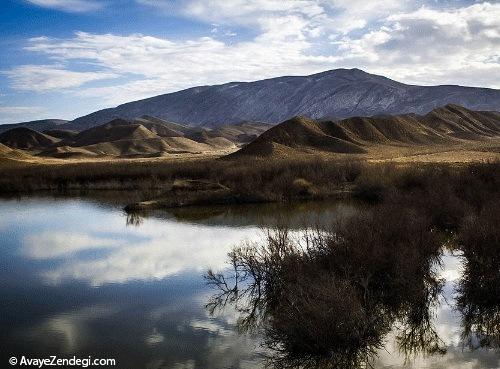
[0,119,69,134]
[67,68,500,129]
[232,105,500,158]
[0,127,60,150]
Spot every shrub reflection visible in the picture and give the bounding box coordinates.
[206,205,446,368]
[457,200,500,350]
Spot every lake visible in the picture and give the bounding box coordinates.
[0,197,498,369]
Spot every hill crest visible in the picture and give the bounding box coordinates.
[232,105,500,158]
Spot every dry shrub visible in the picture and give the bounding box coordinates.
[206,203,445,368]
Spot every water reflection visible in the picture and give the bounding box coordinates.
[9,202,263,286]
[456,206,500,350]
[206,206,446,368]
[126,211,145,227]
[1,197,499,368]
[126,200,360,229]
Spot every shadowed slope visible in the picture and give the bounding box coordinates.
[235,116,368,157]
[43,129,79,140]
[0,127,60,150]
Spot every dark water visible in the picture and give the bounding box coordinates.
[0,198,498,368]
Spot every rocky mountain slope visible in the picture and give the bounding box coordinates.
[68,68,500,129]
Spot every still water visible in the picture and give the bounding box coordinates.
[0,197,498,368]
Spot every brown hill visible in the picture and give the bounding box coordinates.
[184,129,236,149]
[212,122,273,144]
[138,116,194,136]
[0,143,30,158]
[43,129,78,140]
[234,116,367,157]
[71,137,210,157]
[0,127,60,150]
[39,145,100,159]
[139,117,269,147]
[41,119,219,158]
[0,143,35,165]
[421,104,500,139]
[233,105,500,158]
[70,120,158,147]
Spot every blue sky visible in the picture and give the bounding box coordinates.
[1,0,499,124]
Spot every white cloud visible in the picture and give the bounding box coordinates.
[23,231,125,259]
[332,2,500,87]
[324,0,412,33]
[4,64,118,92]
[30,221,261,286]
[0,106,46,124]
[26,0,103,12]
[0,106,44,114]
[138,0,325,24]
[138,0,410,34]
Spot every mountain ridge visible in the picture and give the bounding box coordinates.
[67,68,500,129]
[0,119,69,134]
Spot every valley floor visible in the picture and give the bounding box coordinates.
[2,136,499,169]
[1,139,499,213]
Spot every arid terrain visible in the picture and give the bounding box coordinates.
[1,104,498,168]
[1,103,499,213]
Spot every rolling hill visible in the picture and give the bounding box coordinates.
[1,105,498,161]
[0,127,60,150]
[0,143,33,160]
[66,68,500,130]
[233,105,500,158]
[32,117,267,158]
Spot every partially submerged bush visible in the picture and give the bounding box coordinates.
[206,204,445,368]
